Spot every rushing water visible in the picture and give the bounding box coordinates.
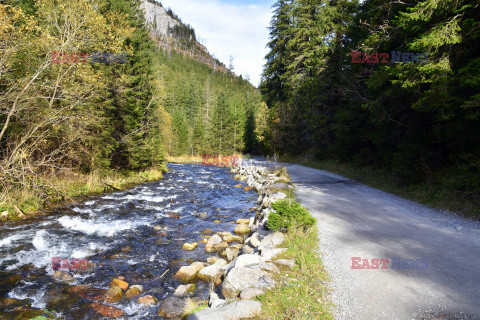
[0,164,257,319]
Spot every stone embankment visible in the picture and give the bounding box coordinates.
[165,163,294,320]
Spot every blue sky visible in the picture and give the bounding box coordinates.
[159,0,276,86]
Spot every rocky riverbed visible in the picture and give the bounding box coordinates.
[0,162,293,319]
[183,162,295,320]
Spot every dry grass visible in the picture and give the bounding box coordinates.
[166,153,244,166]
[0,168,165,221]
[166,155,204,164]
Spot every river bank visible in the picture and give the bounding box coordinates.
[181,161,333,319]
[0,168,165,222]
[0,163,259,319]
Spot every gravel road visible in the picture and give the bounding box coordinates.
[247,158,480,320]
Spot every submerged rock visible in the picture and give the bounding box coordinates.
[158,296,186,318]
[156,238,172,245]
[175,262,204,283]
[173,284,195,297]
[138,295,158,306]
[125,287,140,299]
[111,278,129,291]
[103,286,123,303]
[182,243,198,251]
[52,271,74,284]
[233,224,250,235]
[91,302,125,318]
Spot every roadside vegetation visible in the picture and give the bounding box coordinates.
[258,212,333,319]
[257,181,333,319]
[259,0,480,218]
[0,0,261,221]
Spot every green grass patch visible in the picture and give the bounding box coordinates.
[282,157,480,218]
[268,199,316,231]
[257,227,334,320]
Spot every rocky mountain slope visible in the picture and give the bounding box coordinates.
[140,0,229,72]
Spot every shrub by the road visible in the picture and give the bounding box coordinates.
[267,199,316,231]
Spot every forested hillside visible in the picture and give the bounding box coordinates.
[0,0,260,218]
[261,0,480,209]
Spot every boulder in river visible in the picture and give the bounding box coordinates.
[111,278,129,291]
[198,259,227,282]
[52,271,74,284]
[233,224,250,235]
[217,231,232,237]
[173,284,195,297]
[182,243,198,251]
[223,235,244,243]
[125,286,140,299]
[138,295,158,306]
[175,262,204,282]
[91,302,125,318]
[220,247,239,262]
[207,256,220,264]
[158,296,186,318]
[213,241,228,252]
[205,235,223,252]
[103,286,124,303]
[236,219,250,224]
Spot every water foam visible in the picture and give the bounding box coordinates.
[57,216,148,237]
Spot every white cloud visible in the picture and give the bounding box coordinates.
[158,0,275,87]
